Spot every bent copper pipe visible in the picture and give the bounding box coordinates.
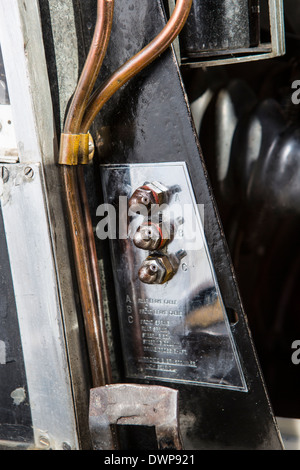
[80,0,193,133]
[61,0,114,387]
[64,0,114,134]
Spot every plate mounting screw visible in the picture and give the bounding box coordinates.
[24,166,34,179]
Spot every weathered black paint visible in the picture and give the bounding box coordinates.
[77,0,282,450]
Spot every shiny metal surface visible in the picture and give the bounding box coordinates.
[0,45,18,163]
[101,162,246,391]
[0,44,9,105]
[89,384,182,450]
[0,105,18,163]
[277,418,300,450]
[0,163,79,449]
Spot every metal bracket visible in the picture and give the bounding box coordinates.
[58,133,94,165]
[89,384,183,450]
[0,163,79,449]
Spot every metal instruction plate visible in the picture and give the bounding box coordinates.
[100,162,247,391]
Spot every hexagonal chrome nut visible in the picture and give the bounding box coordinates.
[138,251,186,285]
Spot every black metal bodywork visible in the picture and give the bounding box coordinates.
[179,0,260,58]
[34,0,300,450]
[67,0,283,450]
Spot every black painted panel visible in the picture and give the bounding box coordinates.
[80,0,283,450]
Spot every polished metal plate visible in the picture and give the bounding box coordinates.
[100,162,247,391]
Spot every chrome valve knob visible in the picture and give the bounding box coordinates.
[138,250,186,285]
[133,220,173,251]
[128,181,179,215]
[133,217,183,251]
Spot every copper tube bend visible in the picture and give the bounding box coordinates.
[64,0,114,134]
[81,0,193,133]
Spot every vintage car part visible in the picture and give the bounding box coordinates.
[168,0,285,67]
[0,0,290,451]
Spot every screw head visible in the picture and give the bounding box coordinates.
[88,134,95,160]
[24,166,34,179]
[39,436,50,448]
[62,442,72,450]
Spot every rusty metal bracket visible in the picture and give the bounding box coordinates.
[89,384,183,450]
[58,133,93,165]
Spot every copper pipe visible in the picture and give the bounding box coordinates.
[62,166,108,387]
[64,0,114,134]
[61,0,114,387]
[80,0,193,133]
[77,165,112,384]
